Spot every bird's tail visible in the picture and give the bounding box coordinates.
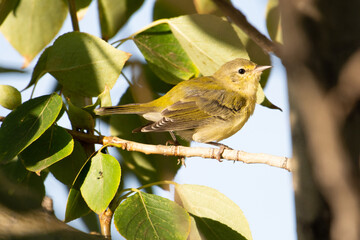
[94,103,156,116]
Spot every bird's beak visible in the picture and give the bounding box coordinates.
[254,65,272,72]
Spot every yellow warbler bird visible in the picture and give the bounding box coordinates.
[95,58,270,152]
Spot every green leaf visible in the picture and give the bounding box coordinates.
[98,0,144,40]
[114,192,190,239]
[191,215,247,240]
[169,14,248,75]
[0,93,62,162]
[0,157,27,184]
[0,84,21,109]
[49,140,87,186]
[44,32,130,97]
[75,0,92,20]
[20,126,74,173]
[80,152,121,213]
[258,96,282,111]
[0,158,46,208]
[110,87,183,189]
[65,187,91,222]
[65,156,92,222]
[193,0,226,16]
[98,86,112,107]
[153,0,196,20]
[0,0,19,26]
[134,23,199,84]
[175,184,252,240]
[0,66,25,73]
[266,0,282,43]
[0,0,68,66]
[26,47,51,90]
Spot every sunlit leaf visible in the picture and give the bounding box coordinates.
[266,0,282,43]
[75,0,92,20]
[134,23,199,84]
[169,14,248,75]
[80,152,121,213]
[98,86,112,107]
[98,0,144,40]
[45,32,130,97]
[193,0,225,16]
[175,184,252,240]
[114,192,190,239]
[0,0,67,65]
[0,94,62,162]
[0,84,21,110]
[0,0,19,26]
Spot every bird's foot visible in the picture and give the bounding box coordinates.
[206,142,233,162]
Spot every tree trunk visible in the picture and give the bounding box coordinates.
[280,0,360,239]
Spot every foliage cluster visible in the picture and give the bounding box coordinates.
[0,0,281,239]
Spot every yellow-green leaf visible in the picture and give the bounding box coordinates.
[0,0,68,65]
[98,0,144,40]
[153,0,196,20]
[0,94,62,162]
[20,126,74,172]
[175,184,252,240]
[133,23,199,84]
[33,32,131,97]
[114,192,190,239]
[80,152,121,213]
[266,0,282,43]
[193,0,225,16]
[169,14,248,75]
[50,140,87,186]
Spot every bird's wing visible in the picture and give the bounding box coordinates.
[139,91,247,132]
[139,99,210,132]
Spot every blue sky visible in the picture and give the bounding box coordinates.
[0,0,296,239]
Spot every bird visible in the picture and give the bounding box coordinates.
[95,58,271,160]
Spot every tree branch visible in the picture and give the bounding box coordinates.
[67,130,293,171]
[212,0,282,57]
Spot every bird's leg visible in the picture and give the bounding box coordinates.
[166,131,186,166]
[166,131,180,146]
[206,142,233,162]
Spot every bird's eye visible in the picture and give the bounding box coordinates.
[238,68,246,74]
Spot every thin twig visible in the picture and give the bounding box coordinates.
[67,130,292,171]
[212,0,282,57]
[67,0,79,32]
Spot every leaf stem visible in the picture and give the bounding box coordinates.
[67,0,79,32]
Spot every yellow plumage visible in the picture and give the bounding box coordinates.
[95,58,270,143]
